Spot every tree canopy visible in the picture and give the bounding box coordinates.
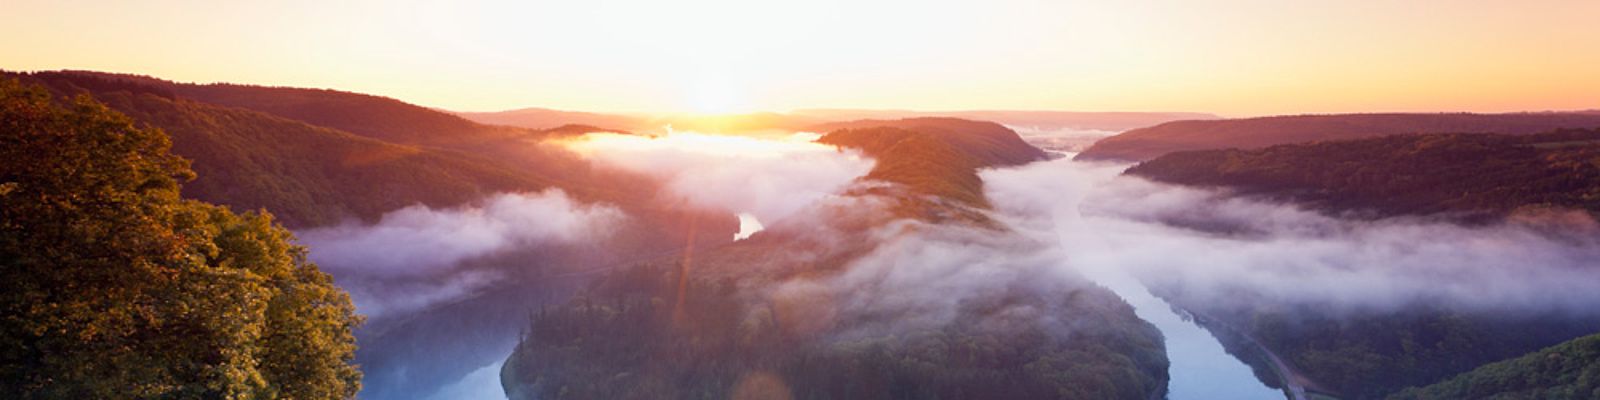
[0,79,361,398]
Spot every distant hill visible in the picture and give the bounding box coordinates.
[42,70,533,147]
[812,117,1049,167]
[1388,332,1600,400]
[795,109,1216,131]
[454,107,643,132]
[649,111,826,133]
[1079,113,1600,161]
[1126,129,1600,221]
[456,108,824,134]
[460,107,1215,135]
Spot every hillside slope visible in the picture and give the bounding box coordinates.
[11,71,735,248]
[1388,332,1600,400]
[43,70,531,147]
[1126,129,1600,221]
[12,72,558,227]
[813,117,1049,167]
[1079,112,1600,161]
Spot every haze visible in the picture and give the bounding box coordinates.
[4,0,1598,115]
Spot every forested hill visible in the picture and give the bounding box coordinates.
[1078,112,1600,162]
[36,70,532,147]
[813,117,1048,167]
[1388,332,1600,400]
[818,119,1048,222]
[7,72,555,227]
[4,71,720,236]
[1126,129,1600,221]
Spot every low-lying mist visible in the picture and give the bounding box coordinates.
[562,131,875,226]
[1004,125,1119,153]
[982,158,1600,316]
[298,189,626,318]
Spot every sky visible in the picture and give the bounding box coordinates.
[3,0,1598,116]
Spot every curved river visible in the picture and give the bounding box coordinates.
[1081,266,1284,400]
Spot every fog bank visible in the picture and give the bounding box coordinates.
[298,189,625,318]
[563,131,874,224]
[982,158,1600,316]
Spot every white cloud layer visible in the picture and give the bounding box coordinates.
[563,131,874,224]
[981,158,1600,315]
[297,189,626,318]
[300,190,625,276]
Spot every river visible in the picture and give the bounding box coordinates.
[1080,265,1284,400]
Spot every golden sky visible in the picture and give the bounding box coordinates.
[3,0,1598,116]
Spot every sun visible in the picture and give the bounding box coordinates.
[687,74,745,114]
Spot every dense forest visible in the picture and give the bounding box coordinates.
[1079,112,1600,161]
[0,79,361,398]
[1388,332,1600,400]
[1126,129,1600,221]
[502,123,1168,400]
[1158,289,1600,399]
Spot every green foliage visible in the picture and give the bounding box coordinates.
[1170,297,1600,400]
[1388,332,1600,400]
[1128,130,1600,220]
[0,79,360,398]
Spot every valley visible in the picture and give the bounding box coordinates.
[6,70,1600,400]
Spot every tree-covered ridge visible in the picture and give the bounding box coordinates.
[817,121,1046,224]
[1079,112,1600,162]
[39,70,530,147]
[1388,332,1600,400]
[0,80,360,398]
[5,70,697,230]
[1126,129,1600,221]
[1158,292,1600,400]
[814,117,1049,168]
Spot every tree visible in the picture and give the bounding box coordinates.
[0,79,361,398]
